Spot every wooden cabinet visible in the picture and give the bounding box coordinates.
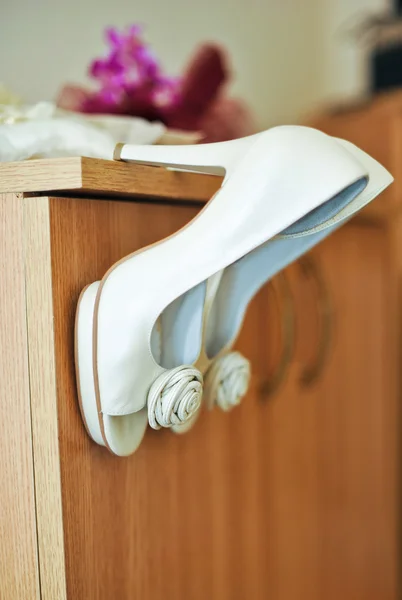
[0,103,401,600]
[310,223,398,600]
[251,222,398,600]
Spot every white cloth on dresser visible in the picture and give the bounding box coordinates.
[0,101,166,162]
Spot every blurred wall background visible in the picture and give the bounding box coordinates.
[319,0,388,101]
[1,0,389,127]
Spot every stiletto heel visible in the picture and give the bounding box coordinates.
[170,271,224,434]
[118,134,258,176]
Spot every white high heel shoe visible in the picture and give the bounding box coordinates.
[77,126,383,456]
[201,138,393,410]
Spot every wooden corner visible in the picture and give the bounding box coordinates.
[0,156,222,203]
[0,192,41,599]
[0,157,83,195]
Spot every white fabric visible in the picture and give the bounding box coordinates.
[0,101,165,161]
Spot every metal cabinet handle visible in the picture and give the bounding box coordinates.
[298,256,333,386]
[260,271,295,399]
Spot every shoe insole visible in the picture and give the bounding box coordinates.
[281,178,367,236]
[205,177,367,358]
[150,177,366,370]
[150,281,207,368]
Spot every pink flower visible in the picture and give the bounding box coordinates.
[57,26,255,141]
[80,25,179,118]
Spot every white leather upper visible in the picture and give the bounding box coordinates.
[97,126,371,417]
[204,135,393,360]
[75,125,394,457]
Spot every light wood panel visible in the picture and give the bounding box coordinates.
[0,156,222,201]
[0,193,40,600]
[23,196,67,600]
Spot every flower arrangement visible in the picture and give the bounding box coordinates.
[57,25,255,142]
[82,25,180,120]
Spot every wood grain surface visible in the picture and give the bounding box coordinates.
[41,194,398,599]
[286,222,399,600]
[23,195,67,600]
[0,156,222,201]
[47,195,274,599]
[0,193,40,600]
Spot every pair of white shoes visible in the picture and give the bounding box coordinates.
[75,126,393,456]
